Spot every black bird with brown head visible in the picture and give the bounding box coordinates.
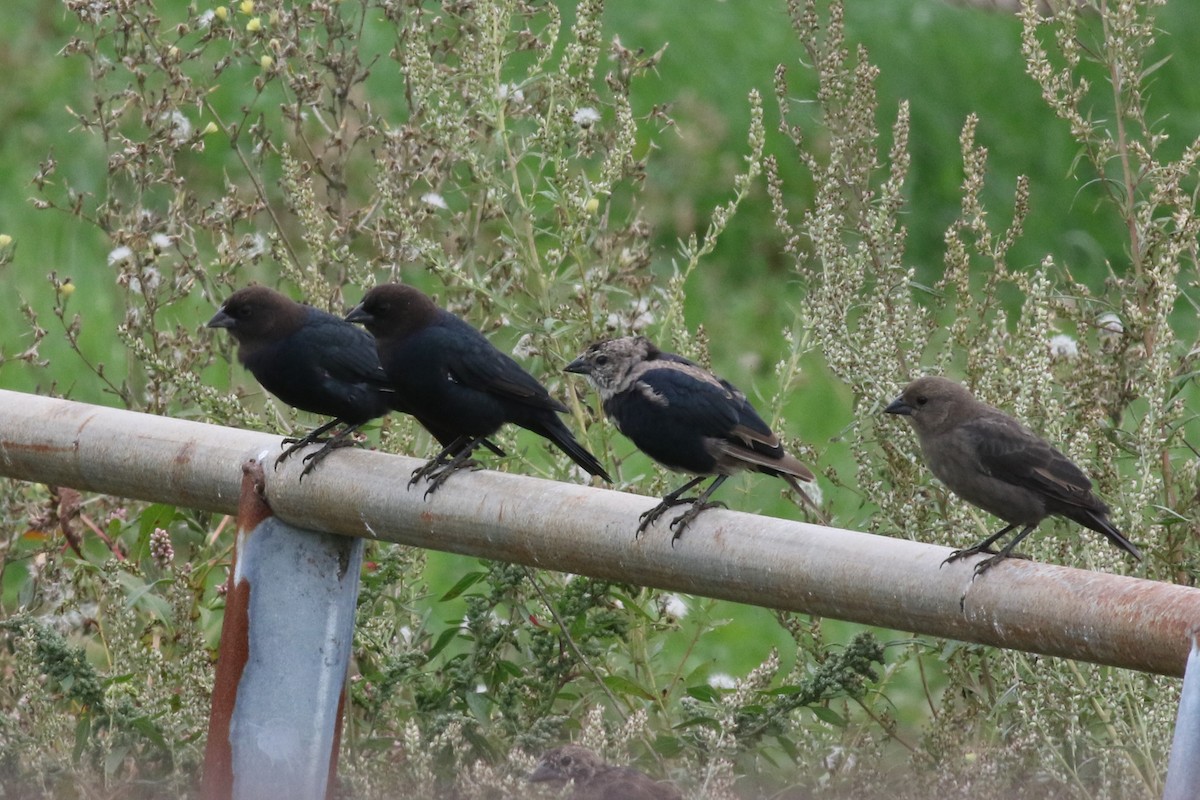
[346,283,611,495]
[208,285,395,478]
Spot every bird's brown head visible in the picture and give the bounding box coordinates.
[345,283,438,339]
[564,336,659,399]
[207,286,305,344]
[529,745,603,784]
[884,376,981,436]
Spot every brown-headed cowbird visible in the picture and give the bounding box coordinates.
[345,283,611,495]
[565,336,819,541]
[530,746,681,800]
[884,376,1142,575]
[208,285,397,478]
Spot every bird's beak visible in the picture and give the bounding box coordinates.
[563,356,589,375]
[345,304,371,324]
[206,308,234,329]
[884,396,913,416]
[527,764,561,783]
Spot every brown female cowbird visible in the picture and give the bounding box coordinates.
[530,746,681,800]
[885,376,1142,575]
[565,336,819,541]
[345,283,611,495]
[208,285,398,478]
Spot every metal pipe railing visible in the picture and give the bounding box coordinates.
[0,389,1196,676]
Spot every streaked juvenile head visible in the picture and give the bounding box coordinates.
[207,285,304,344]
[565,336,658,398]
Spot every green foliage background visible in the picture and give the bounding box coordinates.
[0,0,1197,797]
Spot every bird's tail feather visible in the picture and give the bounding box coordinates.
[540,418,612,483]
[783,474,830,526]
[1079,508,1143,561]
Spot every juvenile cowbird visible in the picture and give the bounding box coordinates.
[530,745,681,800]
[208,285,395,478]
[884,376,1142,575]
[345,283,611,495]
[565,336,819,540]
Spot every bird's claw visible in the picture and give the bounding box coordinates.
[635,497,725,544]
[940,544,1000,568]
[667,501,725,544]
[636,496,694,538]
[410,458,482,498]
[942,546,1030,575]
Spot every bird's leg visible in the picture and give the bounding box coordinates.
[409,435,473,488]
[297,424,364,480]
[941,523,1017,568]
[421,435,490,498]
[276,418,344,468]
[970,524,1038,577]
[667,476,729,543]
[636,476,709,537]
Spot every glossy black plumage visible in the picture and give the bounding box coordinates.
[530,746,681,800]
[345,283,611,495]
[885,376,1142,575]
[208,285,395,478]
[566,336,819,540]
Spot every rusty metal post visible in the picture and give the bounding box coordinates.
[201,458,362,800]
[1163,633,1200,800]
[1,389,1200,676]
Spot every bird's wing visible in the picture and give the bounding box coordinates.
[293,312,392,388]
[435,319,567,412]
[634,365,741,434]
[963,415,1097,509]
[643,362,789,458]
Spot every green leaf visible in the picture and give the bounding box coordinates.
[440,571,485,601]
[602,675,656,701]
[426,627,462,659]
[685,684,722,702]
[810,706,846,727]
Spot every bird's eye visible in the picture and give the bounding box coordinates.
[915,395,928,406]
[595,355,609,366]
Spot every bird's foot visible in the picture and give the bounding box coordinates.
[943,546,1032,574]
[636,497,696,538]
[275,435,329,468]
[411,458,482,498]
[297,437,357,481]
[667,501,726,544]
[408,459,444,489]
[940,545,999,568]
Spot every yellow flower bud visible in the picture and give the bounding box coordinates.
[202,122,220,136]
[585,197,600,215]
[239,0,254,14]
[215,6,228,21]
[0,234,12,248]
[59,281,76,297]
[260,55,274,70]
[246,16,262,32]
